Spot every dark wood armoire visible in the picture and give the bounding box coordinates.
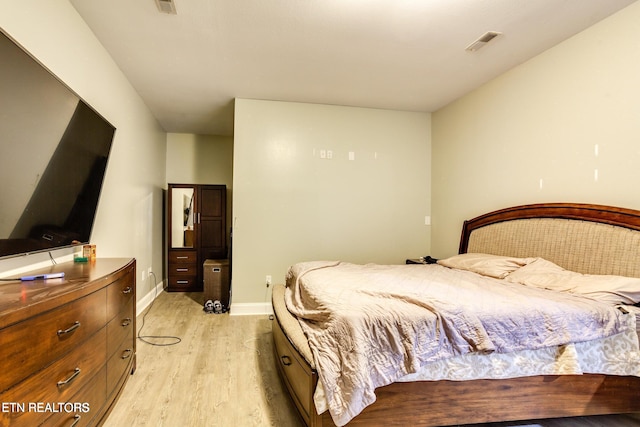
[166,184,227,291]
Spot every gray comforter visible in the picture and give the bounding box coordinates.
[284,261,629,426]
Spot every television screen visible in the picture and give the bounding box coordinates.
[0,30,115,259]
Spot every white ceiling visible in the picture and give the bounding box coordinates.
[70,0,636,136]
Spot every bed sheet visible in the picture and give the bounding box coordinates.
[285,261,637,426]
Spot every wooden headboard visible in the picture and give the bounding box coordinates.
[459,203,640,278]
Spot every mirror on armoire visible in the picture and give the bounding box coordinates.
[170,186,195,248]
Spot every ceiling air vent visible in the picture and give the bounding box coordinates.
[465,31,502,52]
[155,0,177,14]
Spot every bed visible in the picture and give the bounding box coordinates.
[271,202,640,427]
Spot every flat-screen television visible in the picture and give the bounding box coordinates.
[0,30,115,259]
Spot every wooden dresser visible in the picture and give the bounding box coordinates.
[0,258,136,427]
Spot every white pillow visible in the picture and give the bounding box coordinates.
[437,253,537,279]
[505,258,640,305]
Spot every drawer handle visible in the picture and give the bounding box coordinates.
[69,414,81,427]
[281,355,292,366]
[176,256,189,259]
[121,348,133,359]
[176,268,189,272]
[57,368,81,387]
[57,321,81,336]
[177,280,189,284]
[122,286,132,294]
[121,317,132,327]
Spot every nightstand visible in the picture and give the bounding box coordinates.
[406,256,438,265]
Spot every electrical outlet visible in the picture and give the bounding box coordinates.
[266,275,272,287]
[141,270,147,282]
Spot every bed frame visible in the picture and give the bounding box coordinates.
[272,202,640,426]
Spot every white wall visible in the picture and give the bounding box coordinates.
[166,133,234,251]
[233,99,430,312]
[431,2,640,258]
[166,133,233,186]
[0,0,167,308]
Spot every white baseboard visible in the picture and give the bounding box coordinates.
[136,285,272,317]
[229,302,273,316]
[137,280,165,316]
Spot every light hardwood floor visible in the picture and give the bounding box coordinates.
[103,291,640,427]
[103,291,302,427]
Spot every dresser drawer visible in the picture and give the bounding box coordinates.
[106,299,134,360]
[106,334,135,394]
[168,264,197,276]
[106,269,134,322]
[43,365,107,427]
[0,289,107,393]
[0,328,106,427]
[168,251,197,264]
[167,276,198,290]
